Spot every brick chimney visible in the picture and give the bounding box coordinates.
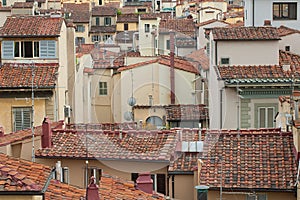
[42,117,52,148]
[264,20,271,26]
[86,176,100,200]
[136,173,153,194]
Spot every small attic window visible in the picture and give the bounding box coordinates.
[285,46,290,51]
[220,57,230,65]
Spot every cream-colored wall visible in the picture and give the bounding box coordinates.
[91,68,114,123]
[225,16,243,24]
[217,40,279,66]
[208,190,296,200]
[279,34,300,56]
[112,73,121,122]
[116,22,138,32]
[11,8,33,15]
[168,174,194,200]
[47,1,61,10]
[92,16,116,26]
[0,11,11,27]
[0,195,43,200]
[75,23,89,44]
[139,18,159,56]
[119,63,196,122]
[198,2,227,23]
[36,158,168,188]
[57,20,69,121]
[0,99,46,134]
[133,107,165,125]
[223,87,239,129]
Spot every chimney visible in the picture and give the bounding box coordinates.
[42,117,52,148]
[86,176,100,200]
[264,20,271,26]
[136,173,153,194]
[0,126,4,137]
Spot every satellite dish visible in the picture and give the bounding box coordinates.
[128,97,136,106]
[124,111,133,121]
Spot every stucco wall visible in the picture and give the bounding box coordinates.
[279,33,300,56]
[116,22,138,32]
[139,18,159,56]
[168,174,194,200]
[0,195,43,200]
[217,40,279,66]
[0,99,46,134]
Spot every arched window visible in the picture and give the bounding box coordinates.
[146,116,163,128]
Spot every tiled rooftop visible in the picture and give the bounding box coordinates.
[159,18,195,37]
[36,129,177,162]
[12,2,33,8]
[199,129,297,190]
[118,55,199,74]
[0,154,163,199]
[0,63,59,89]
[185,48,209,70]
[212,26,280,41]
[165,104,209,121]
[140,13,171,20]
[92,6,117,16]
[277,25,300,37]
[63,3,90,23]
[216,50,300,84]
[0,16,63,37]
[116,13,139,23]
[90,25,117,33]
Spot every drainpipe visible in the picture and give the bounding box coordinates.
[252,0,255,26]
[215,41,218,66]
[220,88,223,129]
[170,31,175,104]
[172,175,175,198]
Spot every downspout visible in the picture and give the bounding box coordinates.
[172,175,175,198]
[252,0,255,26]
[170,31,175,104]
[220,89,223,129]
[215,41,218,66]
[41,167,56,198]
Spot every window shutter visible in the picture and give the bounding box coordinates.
[156,174,166,195]
[2,41,14,59]
[13,109,23,131]
[40,40,56,58]
[22,109,31,129]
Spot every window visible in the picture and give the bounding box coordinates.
[103,35,112,42]
[95,17,100,26]
[40,40,56,58]
[2,0,6,6]
[273,3,297,20]
[131,173,166,195]
[145,24,150,33]
[84,167,102,187]
[99,0,102,5]
[166,40,170,50]
[246,194,267,200]
[92,35,101,42]
[104,17,111,26]
[146,116,163,128]
[220,57,230,65]
[258,107,275,128]
[12,107,31,132]
[54,167,69,183]
[137,8,146,13]
[75,37,85,46]
[99,82,108,95]
[76,25,85,32]
[285,46,290,51]
[124,23,128,31]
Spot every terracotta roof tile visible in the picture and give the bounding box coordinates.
[185,48,209,70]
[140,13,171,20]
[63,3,90,23]
[165,104,209,121]
[12,2,34,8]
[277,25,300,37]
[92,6,117,16]
[0,63,59,89]
[36,129,177,161]
[0,16,63,37]
[90,25,116,33]
[212,26,280,41]
[198,129,297,190]
[117,13,139,23]
[159,18,195,37]
[118,55,199,74]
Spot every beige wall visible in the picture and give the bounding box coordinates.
[279,34,300,56]
[208,190,296,200]
[92,16,116,26]
[216,40,279,66]
[133,107,165,125]
[168,174,194,200]
[0,11,11,27]
[11,8,33,15]
[75,23,89,44]
[139,18,159,56]
[116,22,138,32]
[0,99,46,134]
[36,158,168,188]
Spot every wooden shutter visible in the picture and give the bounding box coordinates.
[40,40,56,58]
[2,41,14,59]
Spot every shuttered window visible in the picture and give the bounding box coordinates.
[2,41,14,59]
[40,40,56,58]
[12,107,32,132]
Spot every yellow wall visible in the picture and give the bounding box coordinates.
[0,99,46,134]
[116,22,138,32]
[168,174,194,200]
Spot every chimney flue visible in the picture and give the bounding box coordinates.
[42,117,52,148]
[86,176,100,200]
[136,173,153,194]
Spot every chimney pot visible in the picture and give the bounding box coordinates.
[86,176,100,200]
[136,172,153,194]
[264,20,271,26]
[42,117,52,148]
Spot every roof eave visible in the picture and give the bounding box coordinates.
[208,187,296,193]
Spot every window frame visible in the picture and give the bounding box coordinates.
[220,57,230,65]
[273,2,297,20]
[95,17,100,26]
[76,25,85,32]
[84,167,102,187]
[92,35,101,42]
[166,39,170,50]
[124,23,129,31]
[255,103,277,128]
[104,17,111,26]
[246,193,267,200]
[12,107,32,132]
[99,82,108,95]
[145,24,150,33]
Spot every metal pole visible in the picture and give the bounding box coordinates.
[31,63,35,162]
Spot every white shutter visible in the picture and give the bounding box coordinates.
[40,40,56,58]
[2,41,14,59]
